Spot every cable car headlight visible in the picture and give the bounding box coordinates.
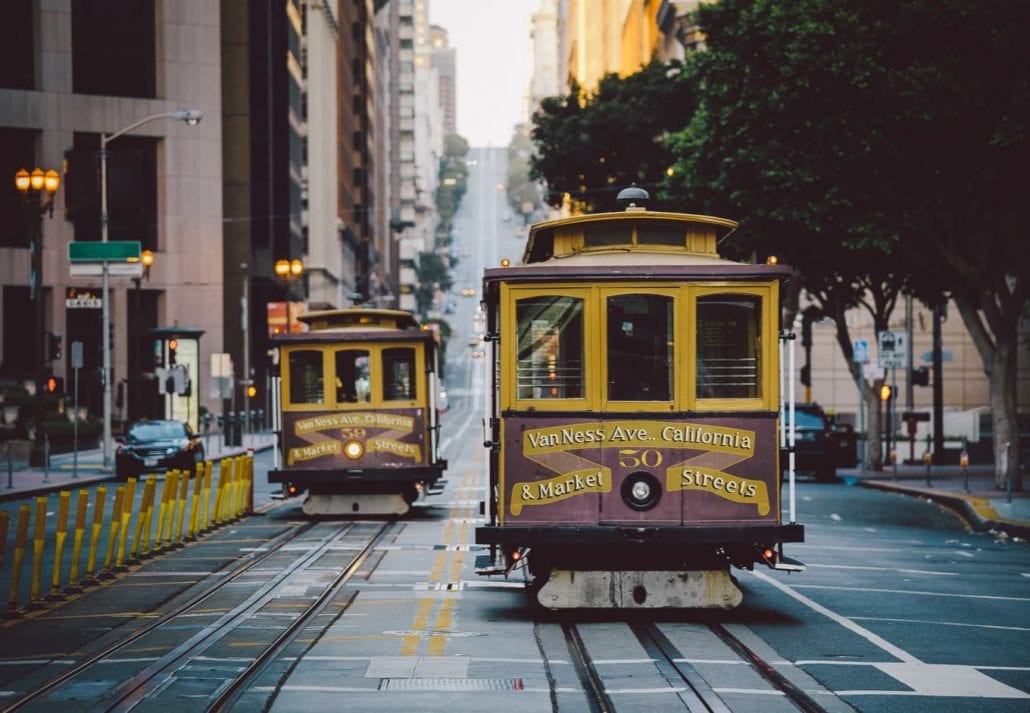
[343,439,365,460]
[621,472,662,511]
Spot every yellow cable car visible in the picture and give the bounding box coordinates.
[269,308,447,516]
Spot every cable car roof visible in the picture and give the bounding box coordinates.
[522,208,739,265]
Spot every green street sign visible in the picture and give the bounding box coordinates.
[68,240,142,263]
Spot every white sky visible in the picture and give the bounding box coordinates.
[429,0,536,147]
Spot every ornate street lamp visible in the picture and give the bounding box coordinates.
[131,249,154,420]
[15,166,61,466]
[274,259,304,335]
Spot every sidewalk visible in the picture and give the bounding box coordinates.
[841,462,1030,540]
[0,432,277,502]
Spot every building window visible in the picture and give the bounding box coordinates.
[71,0,156,98]
[0,128,36,248]
[65,134,158,250]
[0,0,34,90]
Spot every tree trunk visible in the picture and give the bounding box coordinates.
[988,340,1021,491]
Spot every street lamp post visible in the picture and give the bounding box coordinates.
[131,249,154,420]
[99,109,202,469]
[15,168,61,467]
[274,259,304,335]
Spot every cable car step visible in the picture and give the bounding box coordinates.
[772,555,806,572]
[474,554,508,576]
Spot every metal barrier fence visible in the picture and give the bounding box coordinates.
[0,453,254,617]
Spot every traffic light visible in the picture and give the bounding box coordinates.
[247,385,257,398]
[46,375,64,395]
[911,366,929,386]
[879,384,894,401]
[168,338,178,365]
[47,332,62,361]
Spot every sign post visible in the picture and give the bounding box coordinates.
[68,240,144,470]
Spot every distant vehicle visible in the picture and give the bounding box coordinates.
[461,287,477,297]
[444,299,456,314]
[787,403,858,481]
[267,307,447,516]
[115,420,204,480]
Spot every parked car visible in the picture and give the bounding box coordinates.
[114,419,204,480]
[785,403,858,481]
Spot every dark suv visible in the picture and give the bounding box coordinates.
[784,403,858,481]
[115,420,205,480]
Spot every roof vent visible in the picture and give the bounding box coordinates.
[616,184,650,211]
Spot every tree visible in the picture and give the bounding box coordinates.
[660,0,1027,482]
[437,132,470,253]
[531,60,695,212]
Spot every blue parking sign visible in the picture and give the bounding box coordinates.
[853,339,870,364]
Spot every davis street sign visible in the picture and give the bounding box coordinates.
[68,240,143,277]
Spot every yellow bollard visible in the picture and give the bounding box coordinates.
[100,486,125,577]
[139,476,158,558]
[246,453,255,515]
[236,456,248,517]
[174,465,190,545]
[201,460,213,531]
[154,471,173,554]
[227,457,238,519]
[221,458,234,522]
[0,510,10,572]
[188,461,203,539]
[5,505,30,615]
[48,491,71,600]
[230,456,241,519]
[116,477,137,569]
[212,460,227,526]
[83,487,107,584]
[67,490,89,592]
[163,470,180,548]
[28,497,48,607]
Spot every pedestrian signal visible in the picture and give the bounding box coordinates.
[879,384,894,401]
[46,376,64,395]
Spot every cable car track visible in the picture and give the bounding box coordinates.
[3,519,396,712]
[558,621,830,712]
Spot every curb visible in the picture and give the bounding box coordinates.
[0,443,275,503]
[858,479,1030,540]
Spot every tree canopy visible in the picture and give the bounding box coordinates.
[530,60,695,212]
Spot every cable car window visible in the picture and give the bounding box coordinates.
[288,349,324,404]
[516,296,584,399]
[382,347,416,401]
[607,294,673,401]
[636,224,685,246]
[335,349,371,403]
[696,295,761,399]
[583,225,631,247]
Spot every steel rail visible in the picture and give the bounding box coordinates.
[2,520,318,712]
[91,521,375,711]
[634,622,733,712]
[709,622,829,713]
[209,520,397,711]
[561,622,616,713]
